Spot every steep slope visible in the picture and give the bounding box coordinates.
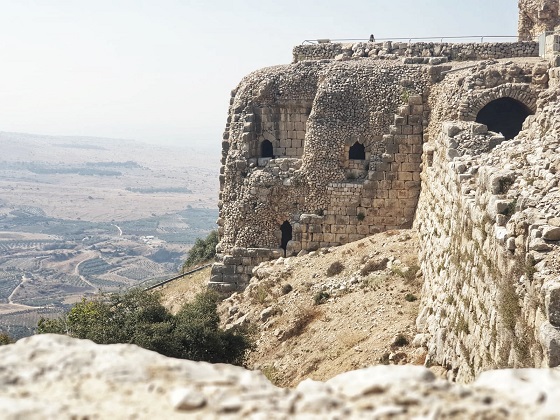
[218,230,423,387]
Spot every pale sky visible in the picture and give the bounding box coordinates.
[0,0,519,153]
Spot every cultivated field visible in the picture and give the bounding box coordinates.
[0,132,219,338]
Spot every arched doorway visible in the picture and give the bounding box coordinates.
[349,142,365,160]
[280,221,292,256]
[261,140,273,158]
[475,97,531,140]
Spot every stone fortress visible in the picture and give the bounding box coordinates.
[212,0,560,381]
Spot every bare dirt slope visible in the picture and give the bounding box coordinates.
[218,230,424,387]
[157,230,424,388]
[156,266,211,314]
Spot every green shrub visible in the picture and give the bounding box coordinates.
[357,212,365,221]
[182,231,218,271]
[405,293,418,302]
[37,289,252,365]
[392,334,409,347]
[281,284,293,295]
[0,332,14,345]
[326,261,344,277]
[313,291,330,305]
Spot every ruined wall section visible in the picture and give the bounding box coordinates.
[298,61,433,209]
[212,60,435,289]
[518,0,560,40]
[293,41,538,63]
[415,92,560,382]
[426,60,546,143]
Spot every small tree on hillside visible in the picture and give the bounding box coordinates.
[37,288,252,365]
[182,230,218,271]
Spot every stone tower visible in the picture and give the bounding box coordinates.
[518,0,560,40]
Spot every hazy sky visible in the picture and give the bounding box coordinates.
[0,1,519,152]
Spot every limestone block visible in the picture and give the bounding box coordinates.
[286,240,301,256]
[356,225,369,235]
[332,225,346,234]
[539,322,560,367]
[334,234,348,243]
[223,256,242,266]
[398,172,413,181]
[543,281,560,327]
[402,125,413,135]
[542,225,560,241]
[323,233,335,242]
[529,238,552,252]
[210,274,223,283]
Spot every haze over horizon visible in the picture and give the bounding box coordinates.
[0,0,519,153]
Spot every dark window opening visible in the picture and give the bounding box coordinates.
[280,221,292,256]
[261,140,273,158]
[349,142,365,160]
[475,97,531,140]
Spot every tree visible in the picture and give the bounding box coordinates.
[37,289,252,365]
[182,230,218,271]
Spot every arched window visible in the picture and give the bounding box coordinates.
[349,142,365,160]
[261,140,273,158]
[475,97,531,140]
[280,221,292,255]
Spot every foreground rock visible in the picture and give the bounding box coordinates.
[1,335,560,419]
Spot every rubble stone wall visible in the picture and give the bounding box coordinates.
[212,60,435,290]
[293,41,539,63]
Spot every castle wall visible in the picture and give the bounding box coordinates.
[518,0,560,40]
[212,60,437,290]
[293,41,539,63]
[415,105,560,381]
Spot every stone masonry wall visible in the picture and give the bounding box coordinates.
[518,0,560,40]
[415,97,560,381]
[293,41,539,63]
[212,60,435,290]
[213,55,547,291]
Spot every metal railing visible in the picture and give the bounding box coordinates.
[302,35,522,45]
[141,263,212,291]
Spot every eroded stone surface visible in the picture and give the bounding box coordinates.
[1,335,560,419]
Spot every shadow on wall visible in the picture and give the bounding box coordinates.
[280,221,292,257]
[475,97,532,140]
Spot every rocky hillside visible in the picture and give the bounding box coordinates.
[219,230,424,387]
[1,334,559,418]
[157,230,424,387]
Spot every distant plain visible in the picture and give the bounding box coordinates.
[0,132,219,337]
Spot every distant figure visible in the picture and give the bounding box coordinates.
[369,34,375,42]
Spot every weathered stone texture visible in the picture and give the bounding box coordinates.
[518,0,560,40]
[1,334,560,418]
[415,96,560,381]
[213,2,560,386]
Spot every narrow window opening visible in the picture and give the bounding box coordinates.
[261,140,274,158]
[280,221,292,256]
[349,142,365,160]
